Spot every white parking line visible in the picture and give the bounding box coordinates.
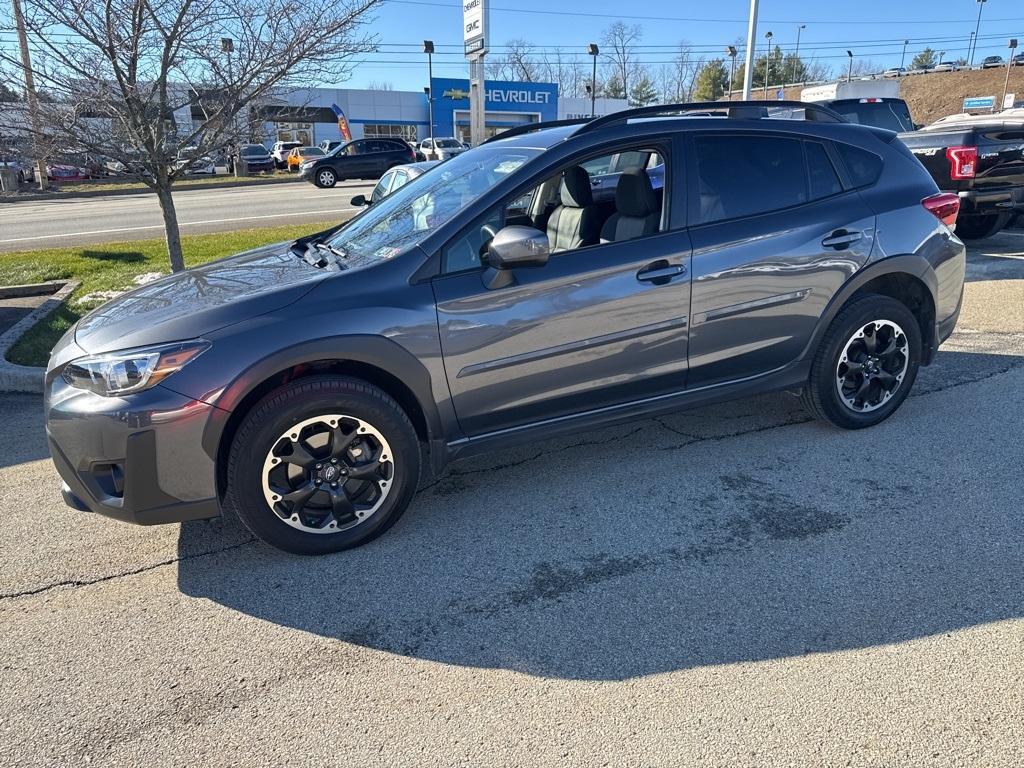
[0,208,358,244]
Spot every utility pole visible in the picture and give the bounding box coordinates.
[847,50,854,83]
[1004,38,1019,111]
[971,0,987,67]
[11,0,47,189]
[741,0,759,99]
[726,46,738,99]
[968,31,976,65]
[793,24,806,84]
[423,40,434,146]
[588,43,599,117]
[763,30,773,99]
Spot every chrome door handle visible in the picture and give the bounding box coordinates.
[637,263,687,283]
[821,230,863,249]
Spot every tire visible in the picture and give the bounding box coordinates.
[801,294,922,430]
[223,376,421,555]
[954,213,1009,240]
[314,168,337,188]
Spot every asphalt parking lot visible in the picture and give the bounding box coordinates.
[1,232,1022,766]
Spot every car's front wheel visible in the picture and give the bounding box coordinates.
[801,294,922,429]
[223,376,421,554]
[314,168,337,188]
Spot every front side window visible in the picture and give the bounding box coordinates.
[325,145,540,267]
[372,171,396,203]
[694,134,807,223]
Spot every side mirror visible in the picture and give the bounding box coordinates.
[350,194,368,207]
[487,225,550,269]
[482,226,550,289]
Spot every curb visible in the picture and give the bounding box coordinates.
[0,176,302,204]
[0,279,79,393]
[0,280,67,299]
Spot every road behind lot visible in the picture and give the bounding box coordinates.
[0,233,1022,766]
[0,180,373,251]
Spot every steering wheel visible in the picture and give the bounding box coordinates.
[479,223,498,257]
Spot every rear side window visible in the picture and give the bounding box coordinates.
[694,135,807,223]
[835,143,883,188]
[805,142,843,199]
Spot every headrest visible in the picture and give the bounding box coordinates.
[559,166,593,208]
[616,168,658,218]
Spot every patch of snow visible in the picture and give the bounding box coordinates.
[132,271,165,285]
[75,290,123,305]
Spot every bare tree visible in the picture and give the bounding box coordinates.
[365,80,394,91]
[0,0,380,272]
[486,39,538,82]
[601,21,642,97]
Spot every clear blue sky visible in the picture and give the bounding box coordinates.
[344,0,1024,89]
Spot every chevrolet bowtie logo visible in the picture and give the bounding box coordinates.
[442,88,471,100]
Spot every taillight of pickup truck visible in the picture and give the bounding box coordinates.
[945,146,977,180]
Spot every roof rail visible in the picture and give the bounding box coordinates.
[479,117,591,146]
[574,100,845,135]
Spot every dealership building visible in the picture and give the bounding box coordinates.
[255,78,627,147]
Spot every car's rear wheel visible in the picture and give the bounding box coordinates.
[223,376,421,555]
[801,294,921,429]
[314,168,337,188]
[954,213,1010,240]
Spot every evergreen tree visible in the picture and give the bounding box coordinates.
[629,74,659,107]
[603,73,627,100]
[911,48,937,69]
[693,59,728,101]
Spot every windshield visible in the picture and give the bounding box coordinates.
[436,139,462,149]
[241,145,268,157]
[325,145,540,265]
[830,101,914,132]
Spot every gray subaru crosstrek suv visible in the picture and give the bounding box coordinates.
[46,102,967,555]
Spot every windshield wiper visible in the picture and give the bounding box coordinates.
[314,241,348,263]
[289,241,329,268]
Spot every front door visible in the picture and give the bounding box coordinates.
[432,141,690,437]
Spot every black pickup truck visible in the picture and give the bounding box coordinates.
[899,111,1024,239]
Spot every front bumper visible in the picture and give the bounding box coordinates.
[958,186,1024,217]
[46,375,221,525]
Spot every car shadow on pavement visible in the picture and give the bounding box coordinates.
[176,348,1024,681]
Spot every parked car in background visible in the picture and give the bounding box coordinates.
[1013,52,1024,66]
[298,138,416,188]
[0,150,35,184]
[933,61,958,72]
[228,144,275,175]
[982,56,1004,69]
[800,81,916,132]
[46,152,104,182]
[883,67,906,78]
[287,146,326,171]
[418,137,467,161]
[174,147,216,175]
[899,109,1024,239]
[319,140,344,154]
[271,141,303,168]
[350,160,440,207]
[45,100,966,555]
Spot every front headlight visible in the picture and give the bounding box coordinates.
[62,340,210,397]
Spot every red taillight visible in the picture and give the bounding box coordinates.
[946,146,977,180]
[922,192,961,227]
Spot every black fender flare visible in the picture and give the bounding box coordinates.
[800,254,938,365]
[200,334,447,476]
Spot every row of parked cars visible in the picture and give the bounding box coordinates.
[883,53,1024,78]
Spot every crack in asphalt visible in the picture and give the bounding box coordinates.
[0,538,255,601]
[5,336,1022,602]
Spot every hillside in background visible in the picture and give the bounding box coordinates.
[755,66,1024,125]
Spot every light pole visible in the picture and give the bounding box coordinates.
[423,40,434,147]
[741,0,759,99]
[1004,38,1019,111]
[588,43,599,117]
[968,31,976,64]
[847,50,854,83]
[726,46,738,99]
[763,30,773,99]
[970,0,987,67]
[793,24,805,85]
[900,39,909,71]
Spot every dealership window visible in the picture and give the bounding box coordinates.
[362,124,419,142]
[273,121,312,146]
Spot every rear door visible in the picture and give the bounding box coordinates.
[686,131,876,389]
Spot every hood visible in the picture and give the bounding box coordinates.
[73,241,328,354]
